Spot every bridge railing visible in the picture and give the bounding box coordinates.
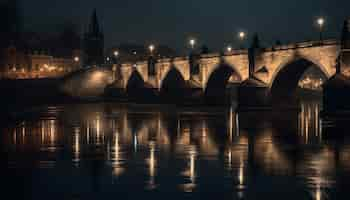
[264,39,339,52]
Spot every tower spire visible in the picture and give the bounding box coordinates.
[89,8,100,35]
[83,9,104,66]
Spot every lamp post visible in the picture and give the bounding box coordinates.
[74,56,80,70]
[148,44,156,76]
[317,17,325,43]
[149,44,155,55]
[226,45,232,53]
[238,31,246,49]
[114,51,119,64]
[112,50,120,79]
[113,50,119,57]
[189,38,196,50]
[189,38,198,76]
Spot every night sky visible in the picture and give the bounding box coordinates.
[21,0,350,51]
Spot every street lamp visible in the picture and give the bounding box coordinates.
[226,45,232,53]
[317,17,325,42]
[113,50,120,65]
[149,44,155,54]
[238,31,246,49]
[239,31,246,40]
[113,50,119,57]
[189,38,196,49]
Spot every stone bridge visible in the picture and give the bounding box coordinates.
[60,20,350,103]
[62,40,345,94]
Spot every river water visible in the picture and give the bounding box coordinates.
[1,100,350,199]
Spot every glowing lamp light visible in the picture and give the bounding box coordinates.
[189,38,196,49]
[106,57,110,61]
[149,44,155,53]
[227,46,232,52]
[114,50,119,57]
[74,56,79,62]
[239,31,246,40]
[317,17,325,28]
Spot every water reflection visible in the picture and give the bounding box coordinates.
[299,101,322,144]
[1,101,349,199]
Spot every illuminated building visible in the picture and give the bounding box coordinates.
[0,45,81,79]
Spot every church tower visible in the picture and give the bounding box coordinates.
[83,9,104,66]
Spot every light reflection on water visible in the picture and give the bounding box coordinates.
[1,101,349,199]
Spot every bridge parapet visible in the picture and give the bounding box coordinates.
[264,39,338,52]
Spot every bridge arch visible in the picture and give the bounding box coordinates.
[269,56,331,88]
[126,70,154,101]
[160,67,187,102]
[60,66,114,98]
[204,63,242,101]
[269,57,329,102]
[126,70,145,90]
[159,61,189,87]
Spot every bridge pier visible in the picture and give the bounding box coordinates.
[237,78,271,111]
[322,19,350,116]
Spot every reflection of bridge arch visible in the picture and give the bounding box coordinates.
[160,67,187,101]
[204,63,242,99]
[269,57,329,101]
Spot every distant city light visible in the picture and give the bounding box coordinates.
[299,76,324,90]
